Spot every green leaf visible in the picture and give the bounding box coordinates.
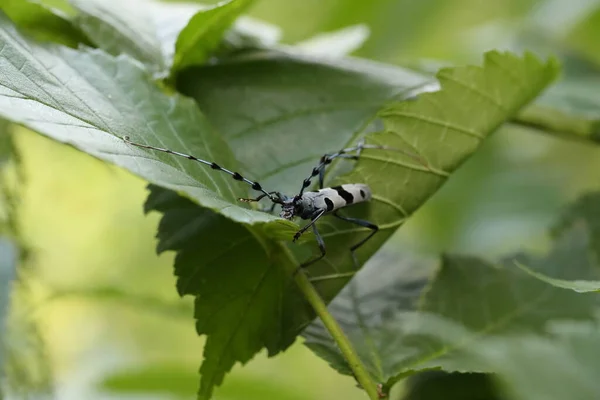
[145,185,310,399]
[69,0,175,75]
[0,12,290,231]
[302,252,437,389]
[172,0,254,74]
[349,315,600,400]
[165,51,555,396]
[69,0,268,78]
[423,254,594,334]
[177,49,558,275]
[0,14,560,397]
[303,221,596,393]
[467,322,600,400]
[365,51,559,217]
[176,50,433,195]
[348,315,600,400]
[0,0,88,47]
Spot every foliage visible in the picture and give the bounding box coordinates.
[0,0,599,399]
[303,193,600,396]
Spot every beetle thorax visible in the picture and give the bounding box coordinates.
[294,196,319,219]
[279,195,317,220]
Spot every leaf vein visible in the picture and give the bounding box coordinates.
[439,74,508,112]
[382,110,485,140]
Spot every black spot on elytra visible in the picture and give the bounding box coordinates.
[324,197,334,212]
[332,185,354,204]
[360,190,366,198]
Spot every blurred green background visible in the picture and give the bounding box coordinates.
[5,0,600,399]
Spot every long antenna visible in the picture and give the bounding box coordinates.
[297,138,430,196]
[122,136,277,202]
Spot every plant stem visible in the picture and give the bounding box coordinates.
[512,104,600,144]
[293,270,380,400]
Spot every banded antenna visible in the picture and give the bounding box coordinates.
[122,136,283,204]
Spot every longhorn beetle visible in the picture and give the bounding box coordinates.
[122,136,425,269]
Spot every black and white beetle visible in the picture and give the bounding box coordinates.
[122,136,418,268]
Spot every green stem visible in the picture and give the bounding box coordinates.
[293,269,380,400]
[512,104,600,144]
